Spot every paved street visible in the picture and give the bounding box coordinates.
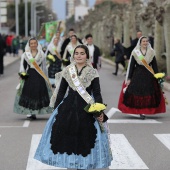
[0,60,170,170]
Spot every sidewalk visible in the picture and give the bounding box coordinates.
[4,55,20,67]
[101,57,170,92]
[3,50,23,67]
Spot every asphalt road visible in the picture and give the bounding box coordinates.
[0,60,170,170]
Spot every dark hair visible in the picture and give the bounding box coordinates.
[116,38,120,43]
[73,44,89,59]
[69,28,75,32]
[70,34,78,40]
[139,36,148,44]
[85,34,93,39]
[29,37,38,46]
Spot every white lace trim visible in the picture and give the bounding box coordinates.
[49,65,99,107]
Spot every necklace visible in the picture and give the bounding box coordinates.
[140,48,147,56]
[76,65,87,76]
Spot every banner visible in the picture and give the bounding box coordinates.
[45,21,58,42]
[37,23,45,40]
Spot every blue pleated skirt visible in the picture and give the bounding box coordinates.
[34,101,113,169]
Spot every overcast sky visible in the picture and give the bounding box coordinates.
[52,0,96,20]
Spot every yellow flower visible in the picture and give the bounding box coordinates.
[88,103,106,112]
[154,73,165,79]
[47,54,56,62]
[63,59,68,61]
[21,72,26,76]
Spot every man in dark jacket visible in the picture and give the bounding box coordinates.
[124,31,142,60]
[0,34,6,76]
[112,38,125,76]
[60,28,82,58]
[85,34,101,69]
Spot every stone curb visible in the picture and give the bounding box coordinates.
[101,57,170,92]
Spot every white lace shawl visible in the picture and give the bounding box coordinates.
[125,36,155,83]
[49,64,99,107]
[19,38,47,76]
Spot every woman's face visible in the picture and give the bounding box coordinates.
[53,38,58,45]
[29,40,38,50]
[140,38,148,48]
[71,36,77,43]
[74,48,87,64]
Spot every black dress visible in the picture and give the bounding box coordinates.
[118,55,165,114]
[47,51,62,79]
[14,58,52,115]
[50,67,103,157]
[123,56,161,108]
[19,59,50,110]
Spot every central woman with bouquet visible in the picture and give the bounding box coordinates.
[34,44,112,169]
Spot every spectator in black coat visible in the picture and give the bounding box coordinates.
[0,34,6,76]
[111,38,125,76]
[124,31,143,60]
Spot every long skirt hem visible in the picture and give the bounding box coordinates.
[34,101,113,169]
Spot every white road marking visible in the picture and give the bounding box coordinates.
[128,114,142,118]
[108,119,161,123]
[109,134,149,169]
[27,134,148,169]
[23,120,30,127]
[26,134,66,170]
[0,126,22,128]
[106,107,122,119]
[154,134,170,151]
[0,121,30,128]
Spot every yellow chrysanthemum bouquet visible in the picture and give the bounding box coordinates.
[154,73,165,79]
[18,72,29,80]
[17,72,29,95]
[154,72,168,105]
[46,54,56,65]
[62,58,70,66]
[84,103,107,132]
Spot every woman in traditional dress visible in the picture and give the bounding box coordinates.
[46,36,62,87]
[13,37,52,119]
[62,34,81,66]
[34,44,112,169]
[118,36,166,119]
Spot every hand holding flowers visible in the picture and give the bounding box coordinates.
[62,58,70,66]
[18,72,29,79]
[96,113,104,122]
[84,103,107,132]
[46,54,56,65]
[154,73,168,105]
[17,72,29,95]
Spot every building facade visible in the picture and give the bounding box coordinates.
[66,0,89,19]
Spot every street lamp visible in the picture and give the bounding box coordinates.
[15,0,19,36]
[0,1,1,31]
[37,16,45,32]
[25,0,28,37]
[34,10,44,36]
[30,1,45,36]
